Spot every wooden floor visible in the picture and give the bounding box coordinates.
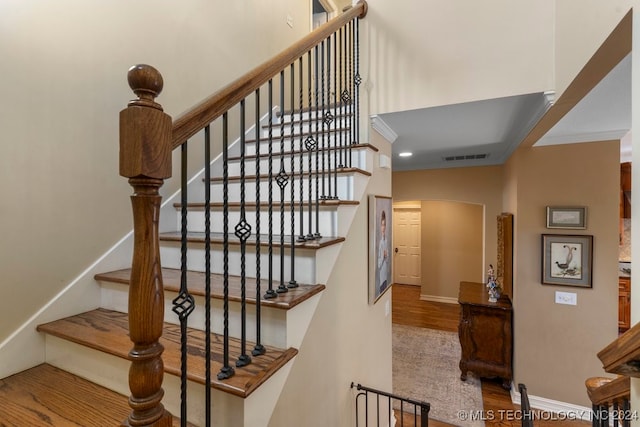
[0,364,191,426]
[392,284,590,427]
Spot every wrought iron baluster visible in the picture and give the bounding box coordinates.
[217,113,235,380]
[235,100,252,367]
[305,51,316,241]
[348,19,354,167]
[253,88,265,356]
[297,56,306,243]
[320,39,327,200]
[314,44,322,238]
[354,18,362,148]
[365,390,369,426]
[289,63,298,289]
[622,399,631,427]
[276,70,289,293]
[341,23,351,187]
[173,141,195,426]
[321,39,332,201]
[338,26,344,170]
[204,125,212,427]
[325,33,334,200]
[333,29,340,190]
[265,80,277,299]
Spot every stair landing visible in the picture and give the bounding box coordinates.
[37,309,298,398]
[0,363,187,426]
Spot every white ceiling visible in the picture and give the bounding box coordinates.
[380,53,631,171]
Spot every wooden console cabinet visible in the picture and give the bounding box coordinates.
[458,281,513,389]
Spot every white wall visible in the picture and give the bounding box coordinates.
[362,0,554,115]
[0,0,310,342]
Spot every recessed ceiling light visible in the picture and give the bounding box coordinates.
[398,152,413,157]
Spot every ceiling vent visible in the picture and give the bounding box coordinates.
[442,153,488,162]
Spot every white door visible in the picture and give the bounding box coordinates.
[393,208,421,286]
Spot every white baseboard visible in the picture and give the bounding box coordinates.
[510,383,593,422]
[419,294,458,304]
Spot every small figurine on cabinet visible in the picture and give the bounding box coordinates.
[486,264,502,303]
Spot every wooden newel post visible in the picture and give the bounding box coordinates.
[119,64,173,427]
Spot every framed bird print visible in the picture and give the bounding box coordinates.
[542,234,593,288]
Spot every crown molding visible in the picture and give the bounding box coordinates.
[370,115,398,143]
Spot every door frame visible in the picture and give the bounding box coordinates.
[393,202,422,286]
[311,0,338,30]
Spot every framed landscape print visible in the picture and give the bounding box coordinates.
[546,206,587,229]
[541,234,593,288]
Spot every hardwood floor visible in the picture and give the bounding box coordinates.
[391,284,590,427]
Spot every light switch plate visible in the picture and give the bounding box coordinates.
[555,291,577,305]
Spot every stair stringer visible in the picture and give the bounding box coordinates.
[0,111,267,381]
[263,157,394,426]
[0,234,132,379]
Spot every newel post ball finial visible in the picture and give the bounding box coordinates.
[127,64,164,110]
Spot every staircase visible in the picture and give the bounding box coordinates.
[0,4,384,426]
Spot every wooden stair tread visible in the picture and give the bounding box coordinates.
[173,199,360,209]
[159,231,345,248]
[95,268,325,310]
[0,364,189,426]
[208,166,371,182]
[37,309,298,398]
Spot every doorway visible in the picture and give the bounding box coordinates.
[311,0,337,29]
[393,204,422,286]
[393,200,484,301]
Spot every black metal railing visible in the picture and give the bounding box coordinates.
[351,383,430,427]
[518,383,534,427]
[167,5,366,426]
[586,376,631,427]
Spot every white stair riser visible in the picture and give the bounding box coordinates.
[44,337,245,427]
[210,175,355,202]
[100,282,288,348]
[181,207,338,237]
[227,148,370,176]
[160,244,318,285]
[261,119,353,137]
[245,130,352,155]
[277,105,352,123]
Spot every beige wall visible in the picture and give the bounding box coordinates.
[393,166,504,297]
[421,200,483,299]
[267,128,393,427]
[506,141,619,407]
[0,0,311,342]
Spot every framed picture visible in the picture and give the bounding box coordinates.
[546,206,587,229]
[369,195,393,304]
[541,234,593,288]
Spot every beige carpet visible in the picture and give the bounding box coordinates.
[392,324,485,427]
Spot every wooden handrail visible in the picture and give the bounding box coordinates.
[171,0,367,149]
[585,376,630,407]
[597,320,640,377]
